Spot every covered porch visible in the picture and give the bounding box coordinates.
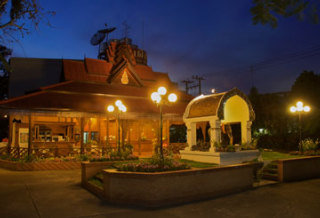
[5,110,185,159]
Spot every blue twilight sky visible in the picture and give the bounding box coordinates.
[8,0,320,94]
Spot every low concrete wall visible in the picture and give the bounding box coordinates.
[81,161,114,185]
[180,150,259,165]
[102,162,259,207]
[0,159,80,171]
[278,156,320,182]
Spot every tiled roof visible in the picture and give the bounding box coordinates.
[0,81,193,116]
[84,58,112,75]
[63,60,87,81]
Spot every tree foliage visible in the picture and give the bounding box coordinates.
[0,44,11,100]
[291,70,320,136]
[251,0,319,28]
[0,0,54,42]
[291,70,320,107]
[0,1,54,99]
[250,70,320,151]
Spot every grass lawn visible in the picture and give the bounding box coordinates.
[261,151,301,161]
[179,159,218,168]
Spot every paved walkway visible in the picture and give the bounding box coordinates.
[0,168,319,218]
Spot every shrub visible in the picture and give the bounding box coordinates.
[78,154,89,161]
[257,133,299,151]
[191,141,210,151]
[115,155,190,172]
[300,138,319,152]
[226,145,235,152]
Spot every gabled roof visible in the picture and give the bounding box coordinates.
[0,81,193,116]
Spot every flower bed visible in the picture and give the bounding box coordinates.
[115,157,190,173]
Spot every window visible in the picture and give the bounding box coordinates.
[83,132,89,144]
[91,131,99,142]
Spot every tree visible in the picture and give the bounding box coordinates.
[291,70,320,136]
[0,44,12,100]
[251,0,320,28]
[0,0,54,70]
[291,71,320,107]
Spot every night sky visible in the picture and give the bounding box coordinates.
[9,0,320,94]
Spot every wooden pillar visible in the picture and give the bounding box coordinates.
[7,115,12,155]
[98,115,101,146]
[106,114,109,146]
[80,117,84,154]
[128,121,131,144]
[166,120,170,145]
[28,114,32,157]
[138,120,141,156]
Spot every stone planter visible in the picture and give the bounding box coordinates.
[102,162,259,207]
[81,161,116,185]
[180,149,260,165]
[278,156,320,182]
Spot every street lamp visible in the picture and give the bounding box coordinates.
[107,100,127,153]
[290,101,311,152]
[151,86,177,164]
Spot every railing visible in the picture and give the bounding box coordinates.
[1,145,118,159]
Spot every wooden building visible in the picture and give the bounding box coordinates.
[0,38,193,157]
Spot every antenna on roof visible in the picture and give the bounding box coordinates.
[142,19,145,49]
[122,21,130,39]
[90,23,116,59]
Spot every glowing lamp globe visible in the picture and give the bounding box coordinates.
[151,92,161,103]
[119,105,127,112]
[168,93,177,102]
[296,101,303,111]
[158,87,167,95]
[107,105,115,112]
[290,106,296,113]
[115,100,122,107]
[296,101,303,107]
[303,106,310,112]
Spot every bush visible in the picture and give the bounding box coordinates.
[257,133,299,151]
[300,138,319,152]
[115,155,190,172]
[191,141,210,151]
[226,145,235,152]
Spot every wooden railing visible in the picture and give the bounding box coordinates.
[2,145,118,159]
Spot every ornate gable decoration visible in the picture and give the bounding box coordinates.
[121,69,129,84]
[107,60,143,87]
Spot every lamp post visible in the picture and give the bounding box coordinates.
[290,101,310,152]
[151,87,177,163]
[107,100,127,153]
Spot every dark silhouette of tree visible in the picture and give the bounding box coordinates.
[291,71,320,107]
[251,0,320,28]
[0,0,54,70]
[0,44,11,100]
[291,70,320,136]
